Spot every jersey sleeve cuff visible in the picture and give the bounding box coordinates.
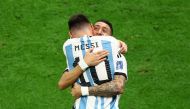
[114,72,128,80]
[63,68,69,73]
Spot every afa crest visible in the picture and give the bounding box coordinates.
[116,61,123,70]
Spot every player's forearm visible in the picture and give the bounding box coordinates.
[89,80,124,97]
[88,75,126,97]
[58,65,83,90]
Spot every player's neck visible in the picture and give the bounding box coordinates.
[71,33,92,38]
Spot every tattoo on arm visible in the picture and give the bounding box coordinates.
[89,75,126,97]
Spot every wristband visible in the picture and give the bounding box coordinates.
[81,87,89,96]
[78,59,88,71]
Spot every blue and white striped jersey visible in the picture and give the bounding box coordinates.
[63,36,127,109]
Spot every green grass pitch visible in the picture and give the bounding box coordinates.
[0,0,189,109]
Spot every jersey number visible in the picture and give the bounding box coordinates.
[73,57,112,86]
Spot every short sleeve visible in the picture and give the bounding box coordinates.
[114,53,128,80]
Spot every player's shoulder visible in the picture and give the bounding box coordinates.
[63,38,80,47]
[63,35,90,47]
[91,36,117,42]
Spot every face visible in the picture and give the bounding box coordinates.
[93,22,112,36]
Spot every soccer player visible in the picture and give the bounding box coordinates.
[58,14,127,109]
[58,15,109,90]
[59,19,127,89]
[58,18,127,90]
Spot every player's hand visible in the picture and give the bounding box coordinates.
[84,48,109,66]
[71,83,82,99]
[118,40,127,54]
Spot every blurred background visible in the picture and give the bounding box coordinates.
[0,0,189,109]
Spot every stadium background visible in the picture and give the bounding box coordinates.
[0,0,189,109]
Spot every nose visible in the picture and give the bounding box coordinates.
[98,29,103,35]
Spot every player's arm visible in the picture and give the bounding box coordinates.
[71,75,126,98]
[88,74,126,97]
[58,48,109,90]
[58,66,83,90]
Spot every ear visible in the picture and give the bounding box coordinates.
[90,24,94,35]
[69,31,72,37]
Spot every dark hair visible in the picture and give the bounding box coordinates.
[96,19,113,35]
[68,14,90,30]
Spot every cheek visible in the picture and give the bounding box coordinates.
[107,31,112,36]
[94,30,99,33]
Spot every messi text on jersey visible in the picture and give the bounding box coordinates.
[74,42,99,51]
